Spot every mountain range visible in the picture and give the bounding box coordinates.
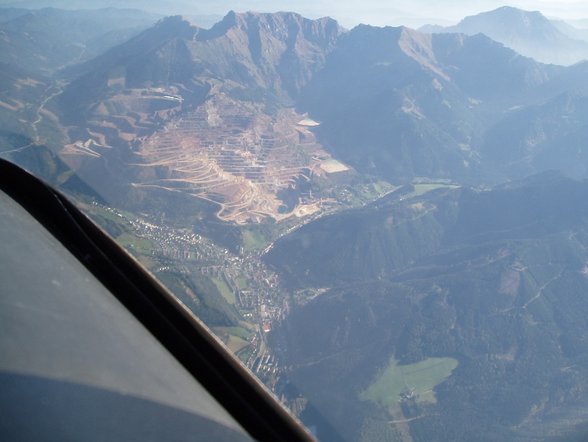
[61,11,341,112]
[4,7,588,192]
[268,172,588,441]
[421,6,588,66]
[0,8,160,76]
[3,5,588,442]
[45,9,588,195]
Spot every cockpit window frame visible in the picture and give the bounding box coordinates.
[0,158,315,442]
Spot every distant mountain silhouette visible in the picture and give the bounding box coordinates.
[421,6,588,65]
[0,7,160,76]
[551,19,588,44]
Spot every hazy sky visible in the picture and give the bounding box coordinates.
[216,1,588,27]
[3,0,588,28]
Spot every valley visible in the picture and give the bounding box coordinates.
[3,4,588,442]
[81,201,292,386]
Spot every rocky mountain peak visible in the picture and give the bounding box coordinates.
[458,6,557,36]
[210,10,340,50]
[150,14,200,39]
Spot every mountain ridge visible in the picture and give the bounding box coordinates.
[0,7,161,75]
[5,7,588,442]
[59,10,341,121]
[420,6,588,65]
[268,171,588,441]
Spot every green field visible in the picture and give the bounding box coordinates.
[236,344,255,363]
[212,277,236,304]
[116,233,155,255]
[214,326,253,340]
[242,228,268,251]
[226,335,250,353]
[408,183,460,198]
[360,357,458,406]
[212,326,252,354]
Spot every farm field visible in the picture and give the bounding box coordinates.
[409,183,460,198]
[212,276,236,304]
[360,357,458,406]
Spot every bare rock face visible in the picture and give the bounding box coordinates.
[61,11,341,118]
[53,10,588,210]
[199,11,340,99]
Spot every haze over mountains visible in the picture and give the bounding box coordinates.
[269,172,588,441]
[421,6,588,65]
[0,8,160,75]
[3,4,588,442]
[42,8,588,191]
